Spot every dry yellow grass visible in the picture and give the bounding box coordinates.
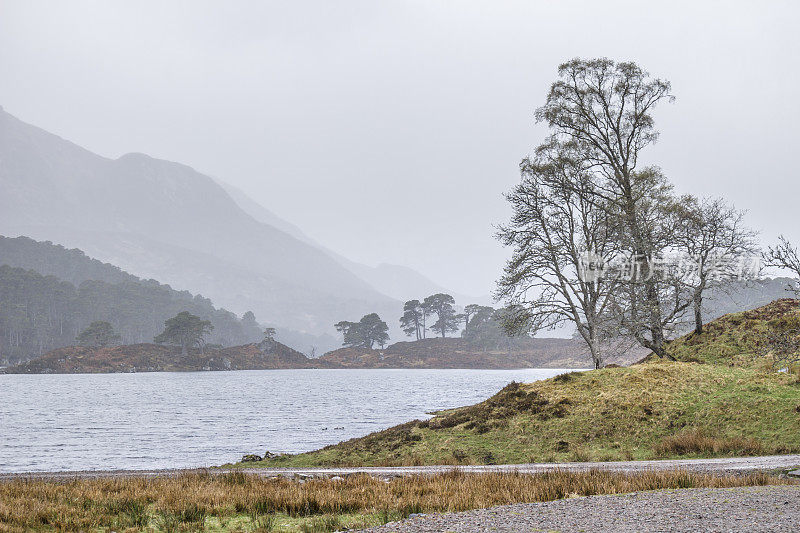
[655,430,764,456]
[0,470,794,532]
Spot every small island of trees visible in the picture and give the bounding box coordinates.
[334,293,524,351]
[154,311,214,355]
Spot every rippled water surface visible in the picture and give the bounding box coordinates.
[0,368,574,472]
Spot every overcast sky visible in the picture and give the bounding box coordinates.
[1,1,798,296]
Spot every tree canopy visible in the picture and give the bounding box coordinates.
[424,293,460,338]
[154,311,214,355]
[335,313,390,349]
[497,58,759,365]
[76,321,121,348]
[399,300,424,340]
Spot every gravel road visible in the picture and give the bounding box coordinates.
[2,454,799,481]
[364,485,800,533]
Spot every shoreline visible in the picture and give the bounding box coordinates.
[0,365,585,375]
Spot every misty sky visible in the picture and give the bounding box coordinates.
[1,1,798,296]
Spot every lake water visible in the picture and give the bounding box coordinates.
[0,368,574,473]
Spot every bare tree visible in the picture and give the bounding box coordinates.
[764,236,800,295]
[673,196,760,334]
[496,142,619,369]
[534,58,691,359]
[601,169,700,358]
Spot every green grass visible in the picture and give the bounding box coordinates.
[666,298,800,367]
[234,361,800,468]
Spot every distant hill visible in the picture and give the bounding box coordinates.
[0,107,399,339]
[0,236,311,364]
[319,337,647,369]
[1,338,335,374]
[0,235,138,286]
[0,235,339,360]
[0,261,267,366]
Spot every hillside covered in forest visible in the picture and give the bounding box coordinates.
[0,236,266,365]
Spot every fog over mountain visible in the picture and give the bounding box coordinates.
[2,2,797,300]
[218,179,489,305]
[0,107,477,349]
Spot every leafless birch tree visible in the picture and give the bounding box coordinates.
[764,236,800,296]
[533,58,691,359]
[496,142,619,369]
[673,196,760,334]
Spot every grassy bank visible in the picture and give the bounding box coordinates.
[666,298,800,367]
[240,361,800,468]
[0,470,794,532]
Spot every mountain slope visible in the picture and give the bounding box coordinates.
[0,107,399,335]
[0,234,138,286]
[0,251,266,366]
[218,179,486,303]
[216,180,315,246]
[0,235,346,360]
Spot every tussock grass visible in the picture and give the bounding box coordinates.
[0,470,794,532]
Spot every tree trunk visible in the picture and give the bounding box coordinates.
[648,326,676,360]
[590,333,602,369]
[640,251,675,361]
[693,293,704,335]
